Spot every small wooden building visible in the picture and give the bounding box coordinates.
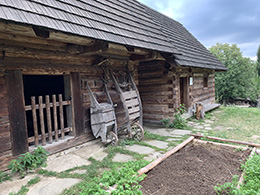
[0,0,227,170]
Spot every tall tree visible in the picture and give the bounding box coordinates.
[209,43,259,103]
[257,44,260,76]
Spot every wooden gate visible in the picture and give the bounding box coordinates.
[25,94,72,146]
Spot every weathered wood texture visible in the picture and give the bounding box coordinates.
[138,61,175,124]
[138,62,215,125]
[71,72,84,136]
[5,70,28,156]
[81,66,130,132]
[0,76,12,159]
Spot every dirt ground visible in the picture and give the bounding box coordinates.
[141,142,250,195]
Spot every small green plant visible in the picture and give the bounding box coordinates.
[0,170,12,183]
[10,176,41,195]
[161,104,188,129]
[62,160,149,195]
[8,146,48,177]
[214,154,260,195]
[177,104,187,114]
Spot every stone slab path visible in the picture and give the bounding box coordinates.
[0,109,227,195]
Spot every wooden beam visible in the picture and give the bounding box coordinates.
[0,21,95,46]
[137,136,195,175]
[5,70,28,155]
[130,51,165,62]
[191,134,260,147]
[70,72,85,136]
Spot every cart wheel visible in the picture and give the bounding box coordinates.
[131,123,144,141]
[106,131,118,146]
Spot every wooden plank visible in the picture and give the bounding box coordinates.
[5,70,28,155]
[122,91,138,100]
[39,96,46,146]
[27,127,72,143]
[45,95,53,144]
[128,106,140,115]
[129,112,140,121]
[125,98,139,108]
[137,136,195,175]
[52,95,59,142]
[24,100,70,111]
[31,96,39,146]
[59,94,65,139]
[191,134,260,148]
[70,72,84,136]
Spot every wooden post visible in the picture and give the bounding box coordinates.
[39,96,46,146]
[5,70,28,155]
[31,96,39,145]
[196,102,205,120]
[52,94,59,141]
[70,72,84,136]
[59,94,65,139]
[45,95,53,143]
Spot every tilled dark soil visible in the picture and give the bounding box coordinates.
[140,141,250,195]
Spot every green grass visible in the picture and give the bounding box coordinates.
[208,106,260,143]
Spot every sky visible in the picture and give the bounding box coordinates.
[137,0,260,61]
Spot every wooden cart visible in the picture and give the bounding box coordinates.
[86,81,118,145]
[110,70,144,141]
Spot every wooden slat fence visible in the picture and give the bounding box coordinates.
[25,94,72,146]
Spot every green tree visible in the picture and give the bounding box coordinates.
[209,43,259,103]
[257,44,260,76]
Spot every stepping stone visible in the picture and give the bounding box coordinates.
[171,135,183,138]
[193,125,204,129]
[73,143,104,159]
[204,120,214,124]
[171,130,192,136]
[146,128,172,137]
[27,177,81,195]
[0,174,37,195]
[125,145,155,155]
[187,121,195,125]
[167,138,182,142]
[144,152,162,161]
[203,124,211,127]
[144,140,169,149]
[70,169,86,175]
[91,150,108,161]
[205,127,212,130]
[45,153,91,172]
[112,153,134,162]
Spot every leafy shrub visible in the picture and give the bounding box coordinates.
[0,171,12,183]
[161,104,188,129]
[69,160,149,195]
[8,146,49,177]
[214,154,260,195]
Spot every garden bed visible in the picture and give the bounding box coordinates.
[140,140,251,195]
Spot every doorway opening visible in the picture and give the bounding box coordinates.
[179,77,189,109]
[23,75,73,146]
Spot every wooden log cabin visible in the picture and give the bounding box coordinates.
[0,0,227,170]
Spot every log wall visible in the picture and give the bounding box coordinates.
[0,75,13,170]
[138,62,215,124]
[138,61,175,124]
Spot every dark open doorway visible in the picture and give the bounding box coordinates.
[23,75,72,146]
[180,77,189,109]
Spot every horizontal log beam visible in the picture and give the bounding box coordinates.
[190,134,260,148]
[0,21,95,46]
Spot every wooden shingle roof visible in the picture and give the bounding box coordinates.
[0,0,227,70]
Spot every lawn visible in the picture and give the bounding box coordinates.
[207,106,260,143]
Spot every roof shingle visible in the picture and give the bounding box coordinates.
[0,0,227,70]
